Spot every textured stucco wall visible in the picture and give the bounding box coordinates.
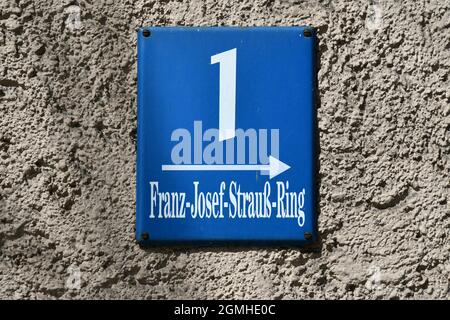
[0,0,449,299]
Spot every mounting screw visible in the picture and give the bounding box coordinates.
[304,232,313,240]
[303,28,312,37]
[142,29,151,37]
[141,232,149,241]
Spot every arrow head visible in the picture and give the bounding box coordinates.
[269,156,291,179]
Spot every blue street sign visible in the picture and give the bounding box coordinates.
[136,27,317,245]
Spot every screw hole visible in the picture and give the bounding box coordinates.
[142,29,151,37]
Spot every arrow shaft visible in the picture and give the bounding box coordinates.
[161,164,269,172]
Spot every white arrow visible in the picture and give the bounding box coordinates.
[161,156,290,179]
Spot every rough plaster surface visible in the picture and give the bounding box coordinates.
[0,0,449,300]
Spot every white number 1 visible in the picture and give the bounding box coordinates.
[211,48,237,142]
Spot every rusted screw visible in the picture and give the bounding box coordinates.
[304,232,313,240]
[303,28,312,37]
[141,232,149,240]
[142,29,151,37]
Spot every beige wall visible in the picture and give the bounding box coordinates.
[0,0,448,299]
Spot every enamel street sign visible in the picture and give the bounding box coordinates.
[136,27,317,245]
